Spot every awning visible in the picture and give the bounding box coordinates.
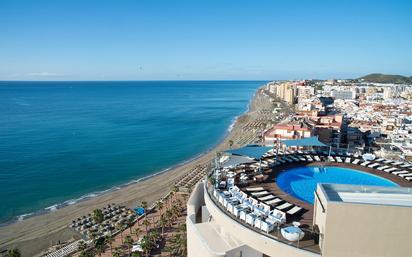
[225,145,273,160]
[221,155,256,168]
[281,136,326,147]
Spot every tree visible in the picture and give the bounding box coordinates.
[112,247,123,257]
[78,240,87,252]
[169,234,187,256]
[124,235,134,256]
[116,221,125,243]
[92,209,104,224]
[156,201,164,217]
[126,218,134,235]
[141,201,148,218]
[134,227,141,241]
[142,219,151,234]
[6,248,21,257]
[140,236,152,257]
[158,215,167,235]
[79,250,95,257]
[105,234,114,254]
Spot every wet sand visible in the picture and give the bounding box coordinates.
[0,86,276,256]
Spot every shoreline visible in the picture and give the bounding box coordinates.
[0,85,274,256]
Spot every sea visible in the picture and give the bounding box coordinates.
[0,81,264,224]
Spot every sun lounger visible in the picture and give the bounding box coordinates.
[399,173,412,178]
[345,157,351,163]
[246,187,264,192]
[276,202,293,211]
[374,158,385,162]
[258,195,276,201]
[392,170,410,175]
[305,155,314,161]
[392,161,404,166]
[352,159,360,165]
[400,164,412,168]
[264,198,283,206]
[360,161,370,166]
[286,206,303,215]
[251,191,269,196]
[377,165,390,171]
[327,156,336,162]
[405,177,412,181]
[384,167,398,173]
[282,156,294,163]
[383,160,393,164]
[288,156,300,162]
[367,163,380,168]
[335,156,343,163]
[313,155,321,162]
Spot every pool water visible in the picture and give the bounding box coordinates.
[276,166,399,204]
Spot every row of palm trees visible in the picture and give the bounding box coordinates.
[78,185,188,256]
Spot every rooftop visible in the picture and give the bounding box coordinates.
[320,183,412,207]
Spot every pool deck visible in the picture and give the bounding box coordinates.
[243,161,412,228]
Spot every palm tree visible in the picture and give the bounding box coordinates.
[156,201,164,217]
[142,219,151,234]
[169,234,187,256]
[78,240,87,252]
[140,236,152,257]
[112,247,122,257]
[124,235,134,256]
[134,227,141,241]
[158,215,167,235]
[116,221,125,243]
[104,234,114,254]
[141,201,148,218]
[94,242,104,257]
[6,248,21,257]
[92,209,104,224]
[126,218,134,235]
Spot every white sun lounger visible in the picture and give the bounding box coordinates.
[258,195,276,201]
[345,157,351,163]
[399,173,412,178]
[383,160,393,164]
[297,156,307,161]
[384,167,398,173]
[405,177,412,181]
[392,161,404,166]
[367,163,380,168]
[328,156,336,162]
[305,155,314,162]
[264,198,283,206]
[392,170,410,175]
[400,164,412,168]
[286,206,302,215]
[246,187,264,192]
[276,202,292,211]
[352,159,360,165]
[251,191,269,196]
[375,158,385,162]
[377,165,390,171]
[314,155,321,162]
[336,156,343,163]
[361,161,370,166]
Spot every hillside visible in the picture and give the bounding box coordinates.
[359,73,412,84]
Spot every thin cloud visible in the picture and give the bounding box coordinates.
[27,72,63,77]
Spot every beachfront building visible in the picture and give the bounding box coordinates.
[186,142,412,257]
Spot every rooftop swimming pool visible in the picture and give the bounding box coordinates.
[276,166,399,204]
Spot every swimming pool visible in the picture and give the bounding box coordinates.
[276,166,399,204]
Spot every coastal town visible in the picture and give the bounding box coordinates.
[3,77,410,257]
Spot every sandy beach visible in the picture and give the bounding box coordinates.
[0,86,278,256]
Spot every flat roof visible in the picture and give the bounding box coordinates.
[319,184,412,207]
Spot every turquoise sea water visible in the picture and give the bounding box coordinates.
[0,81,263,223]
[276,166,398,204]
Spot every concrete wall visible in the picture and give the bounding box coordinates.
[187,214,226,257]
[322,202,412,257]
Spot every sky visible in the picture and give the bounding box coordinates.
[0,0,411,80]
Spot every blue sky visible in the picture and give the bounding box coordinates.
[0,0,411,80]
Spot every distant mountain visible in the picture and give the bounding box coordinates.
[359,73,412,84]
